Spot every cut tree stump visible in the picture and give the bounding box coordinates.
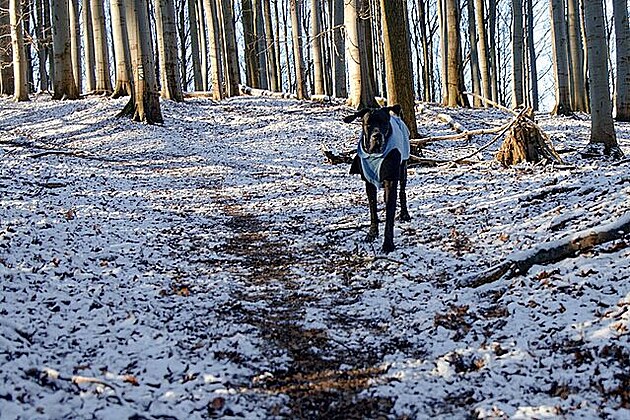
[495,109,563,166]
[459,213,630,288]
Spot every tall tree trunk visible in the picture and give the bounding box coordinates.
[474,0,491,104]
[511,0,524,108]
[550,0,572,115]
[344,0,376,108]
[156,0,183,101]
[273,0,283,89]
[282,0,292,90]
[253,0,268,89]
[488,0,498,101]
[203,0,224,99]
[197,0,208,90]
[51,0,79,99]
[121,0,163,123]
[188,0,203,90]
[380,0,417,136]
[69,0,81,93]
[82,0,96,92]
[9,0,29,100]
[0,0,14,95]
[612,0,630,121]
[467,0,481,106]
[311,0,324,95]
[567,0,588,111]
[219,0,240,96]
[444,0,463,107]
[525,0,538,109]
[262,0,278,91]
[91,0,112,94]
[437,0,447,102]
[289,0,307,98]
[418,0,431,101]
[332,0,345,97]
[583,0,621,157]
[111,0,132,97]
[242,0,258,87]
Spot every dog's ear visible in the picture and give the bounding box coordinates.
[384,104,402,117]
[343,108,371,123]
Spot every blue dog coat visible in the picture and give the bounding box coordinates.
[352,116,410,188]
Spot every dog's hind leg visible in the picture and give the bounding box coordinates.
[398,161,411,222]
[365,182,379,242]
[382,179,398,253]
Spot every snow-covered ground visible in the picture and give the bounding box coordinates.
[1,95,628,419]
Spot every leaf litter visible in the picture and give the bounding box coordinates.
[0,95,629,418]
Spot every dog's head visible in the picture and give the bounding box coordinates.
[344,105,402,154]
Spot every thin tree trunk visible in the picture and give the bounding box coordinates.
[550,0,572,115]
[273,0,283,89]
[488,0,498,101]
[204,0,224,99]
[197,0,208,90]
[583,0,621,157]
[444,0,462,107]
[253,0,268,89]
[262,0,279,91]
[0,0,15,95]
[332,0,345,98]
[188,0,203,90]
[82,0,96,92]
[111,0,132,97]
[69,0,81,93]
[9,0,29,100]
[242,0,258,87]
[91,0,112,93]
[282,0,292,90]
[612,0,630,121]
[525,0,538,109]
[474,0,491,104]
[311,0,324,95]
[567,0,588,111]
[467,0,481,106]
[290,0,307,98]
[219,0,240,96]
[511,0,524,108]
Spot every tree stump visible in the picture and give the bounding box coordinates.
[496,110,563,166]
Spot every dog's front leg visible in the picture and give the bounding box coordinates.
[382,179,398,253]
[398,161,411,222]
[365,182,379,242]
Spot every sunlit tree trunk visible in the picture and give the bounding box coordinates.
[91,0,112,93]
[120,0,163,123]
[290,0,307,98]
[443,0,464,107]
[488,0,498,101]
[69,0,81,93]
[242,0,258,87]
[567,0,588,111]
[203,0,224,99]
[156,0,183,101]
[583,0,620,157]
[311,0,324,95]
[511,0,524,108]
[344,0,376,108]
[466,0,481,106]
[82,0,96,92]
[332,0,345,97]
[9,0,29,101]
[612,0,630,121]
[253,0,268,89]
[550,0,572,115]
[111,0,132,97]
[51,0,79,99]
[474,0,491,104]
[197,0,208,90]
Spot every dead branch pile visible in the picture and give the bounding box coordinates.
[496,110,563,166]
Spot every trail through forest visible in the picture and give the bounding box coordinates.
[1,95,629,419]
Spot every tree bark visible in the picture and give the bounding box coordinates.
[188,0,203,90]
[156,0,184,101]
[332,0,345,97]
[467,0,481,107]
[380,0,417,137]
[242,0,259,87]
[549,0,572,115]
[511,0,524,108]
[0,0,14,95]
[567,0,588,112]
[583,0,621,157]
[253,0,268,89]
[69,0,81,93]
[219,0,240,96]
[51,0,79,99]
[290,0,308,99]
[9,0,29,100]
[612,0,630,121]
[82,0,96,92]
[311,0,325,95]
[474,0,491,105]
[110,0,132,98]
[525,0,538,110]
[444,0,463,107]
[262,0,279,91]
[90,0,112,94]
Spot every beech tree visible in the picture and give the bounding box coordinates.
[549,0,572,115]
[156,0,184,101]
[111,0,132,98]
[612,0,630,121]
[0,0,14,95]
[583,0,621,157]
[51,0,79,99]
[9,0,29,101]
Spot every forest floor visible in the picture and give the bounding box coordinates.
[0,95,629,419]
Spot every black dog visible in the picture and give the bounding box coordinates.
[344,105,411,253]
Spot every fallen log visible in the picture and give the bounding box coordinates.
[459,213,630,288]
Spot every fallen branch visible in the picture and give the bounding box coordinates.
[459,213,630,288]
[463,91,517,116]
[410,122,512,147]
